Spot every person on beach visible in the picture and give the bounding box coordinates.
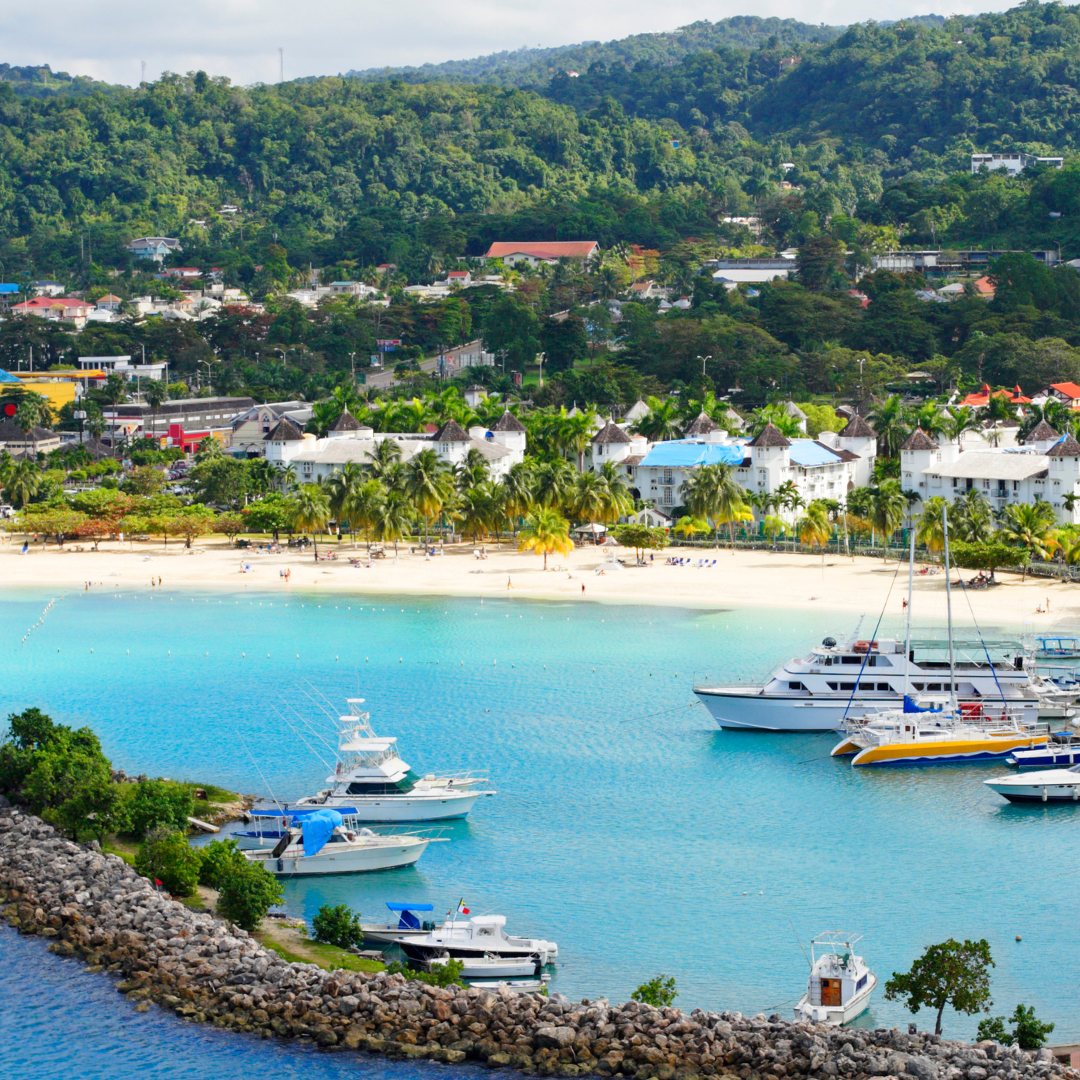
[507,577,514,590]
[581,583,585,594]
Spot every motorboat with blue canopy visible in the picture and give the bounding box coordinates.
[240,807,439,877]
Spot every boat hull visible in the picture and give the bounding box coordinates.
[246,839,428,876]
[794,976,877,1025]
[289,791,484,822]
[851,735,1046,767]
[1008,748,1080,769]
[695,689,1041,733]
[430,956,541,979]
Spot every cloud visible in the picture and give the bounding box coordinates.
[0,0,1012,87]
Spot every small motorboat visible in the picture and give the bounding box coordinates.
[1009,731,1080,768]
[794,933,876,1026]
[1033,636,1080,660]
[241,808,438,876]
[984,764,1080,803]
[427,953,542,980]
[360,902,440,946]
[394,907,558,966]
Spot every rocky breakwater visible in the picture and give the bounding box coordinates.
[1,805,1077,1080]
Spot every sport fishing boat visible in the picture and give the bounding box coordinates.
[283,699,495,822]
[694,635,1052,732]
[391,906,558,967]
[984,764,1080,803]
[794,933,876,1026]
[241,807,435,876]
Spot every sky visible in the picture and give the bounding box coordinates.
[0,0,1016,87]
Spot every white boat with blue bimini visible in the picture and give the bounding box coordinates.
[279,699,496,822]
[390,903,558,966]
[794,932,876,1026]
[241,807,437,876]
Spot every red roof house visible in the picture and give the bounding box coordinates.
[484,241,599,266]
[959,383,1031,408]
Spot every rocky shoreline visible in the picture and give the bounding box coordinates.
[0,803,1074,1080]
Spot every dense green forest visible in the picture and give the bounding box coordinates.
[9,3,1080,410]
[344,16,850,89]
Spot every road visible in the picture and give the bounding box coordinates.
[362,340,492,390]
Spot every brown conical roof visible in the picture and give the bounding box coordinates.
[331,409,361,432]
[1025,420,1060,443]
[684,411,719,435]
[747,423,791,448]
[491,410,526,432]
[1048,433,1080,456]
[592,419,632,444]
[433,418,470,443]
[839,414,876,439]
[265,417,304,441]
[899,428,937,451]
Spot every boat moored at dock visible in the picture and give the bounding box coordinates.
[984,765,1080,803]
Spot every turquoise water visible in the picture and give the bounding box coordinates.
[2,585,1079,1056]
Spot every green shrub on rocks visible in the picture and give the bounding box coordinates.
[134,826,201,896]
[632,974,677,1007]
[216,858,283,931]
[197,839,243,889]
[123,779,195,839]
[977,1004,1055,1049]
[312,903,364,950]
[385,958,465,988]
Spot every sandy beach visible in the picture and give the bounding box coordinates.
[1,533,1077,626]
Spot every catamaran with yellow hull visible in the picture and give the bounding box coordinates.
[832,700,1049,766]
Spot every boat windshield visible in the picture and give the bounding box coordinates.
[346,770,421,796]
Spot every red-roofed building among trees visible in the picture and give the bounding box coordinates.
[484,241,599,268]
[959,383,1031,408]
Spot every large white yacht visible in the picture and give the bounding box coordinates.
[286,700,496,821]
[695,633,1055,732]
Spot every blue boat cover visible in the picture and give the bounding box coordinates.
[903,695,930,713]
[386,902,434,929]
[291,809,343,857]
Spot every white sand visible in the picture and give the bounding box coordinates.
[1,532,1076,626]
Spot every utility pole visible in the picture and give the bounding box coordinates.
[141,61,146,85]
[279,48,284,84]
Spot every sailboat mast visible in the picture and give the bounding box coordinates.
[943,505,957,712]
[903,527,914,699]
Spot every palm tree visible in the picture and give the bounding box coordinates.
[798,501,832,568]
[999,502,1060,574]
[633,397,682,442]
[326,462,366,544]
[763,513,787,551]
[534,458,576,511]
[276,463,297,493]
[291,483,331,561]
[557,410,598,472]
[673,515,709,542]
[916,496,948,555]
[348,478,388,552]
[869,479,906,557]
[1019,400,1070,441]
[14,393,53,459]
[911,402,947,440]
[4,459,41,508]
[868,395,910,458]
[456,481,500,543]
[455,447,490,491]
[366,438,403,479]
[517,507,574,570]
[404,448,455,543]
[599,461,634,520]
[747,405,802,438]
[373,489,411,554]
[568,470,610,524]
[249,458,277,495]
[952,489,995,543]
[143,379,168,436]
[499,460,535,536]
[682,462,749,550]
[943,405,979,444]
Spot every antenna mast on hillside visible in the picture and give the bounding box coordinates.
[278,48,284,83]
[141,60,146,85]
